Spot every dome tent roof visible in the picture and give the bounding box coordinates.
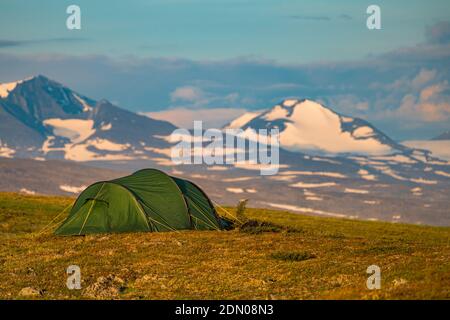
[55,168,223,235]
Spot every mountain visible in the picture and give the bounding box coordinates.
[432,130,450,140]
[226,99,414,156]
[0,75,176,161]
[1,77,450,226]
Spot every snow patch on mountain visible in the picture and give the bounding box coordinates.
[305,195,323,201]
[358,169,378,181]
[225,111,262,129]
[290,181,337,188]
[310,156,341,165]
[266,202,348,218]
[60,184,87,194]
[100,123,112,131]
[371,154,418,164]
[0,141,15,158]
[41,118,139,160]
[370,165,409,181]
[152,157,176,166]
[42,136,135,162]
[207,166,228,171]
[0,78,30,98]
[403,140,450,160]
[88,138,130,151]
[263,105,289,121]
[43,118,95,143]
[73,94,93,112]
[143,146,173,158]
[226,187,244,194]
[344,188,369,194]
[234,162,289,171]
[280,170,347,178]
[435,170,450,178]
[352,126,375,138]
[341,116,353,123]
[410,178,437,185]
[269,175,296,182]
[19,188,36,195]
[223,176,254,182]
[65,144,135,161]
[0,81,20,98]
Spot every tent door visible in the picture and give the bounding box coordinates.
[76,199,111,233]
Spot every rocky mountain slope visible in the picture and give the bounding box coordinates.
[0,75,176,161]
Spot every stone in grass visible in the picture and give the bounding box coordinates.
[18,287,43,297]
[83,274,126,299]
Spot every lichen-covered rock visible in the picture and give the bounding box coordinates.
[83,275,125,299]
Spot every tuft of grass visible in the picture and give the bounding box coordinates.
[271,251,316,262]
[238,219,301,234]
[236,199,248,220]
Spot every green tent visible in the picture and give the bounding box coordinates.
[55,169,224,235]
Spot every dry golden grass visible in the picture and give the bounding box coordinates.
[0,192,449,299]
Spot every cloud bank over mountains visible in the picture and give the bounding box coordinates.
[0,22,449,139]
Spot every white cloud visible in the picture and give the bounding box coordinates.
[169,85,241,110]
[412,68,437,88]
[396,81,450,122]
[373,69,450,123]
[420,82,446,101]
[170,86,204,102]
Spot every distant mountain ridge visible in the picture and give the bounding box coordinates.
[1,77,450,226]
[432,130,450,140]
[0,76,441,162]
[226,99,421,157]
[0,75,176,160]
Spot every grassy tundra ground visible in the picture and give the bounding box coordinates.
[0,192,448,299]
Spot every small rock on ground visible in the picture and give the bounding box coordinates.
[83,274,125,299]
[18,287,42,297]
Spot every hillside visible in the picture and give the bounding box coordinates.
[0,192,448,299]
[0,157,128,196]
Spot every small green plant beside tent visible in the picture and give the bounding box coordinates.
[55,169,226,235]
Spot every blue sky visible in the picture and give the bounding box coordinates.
[1,0,450,139]
[1,0,449,62]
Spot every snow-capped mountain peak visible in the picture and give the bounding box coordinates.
[229,98,407,156]
[225,111,262,129]
[0,76,35,98]
[0,75,177,161]
[0,74,97,121]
